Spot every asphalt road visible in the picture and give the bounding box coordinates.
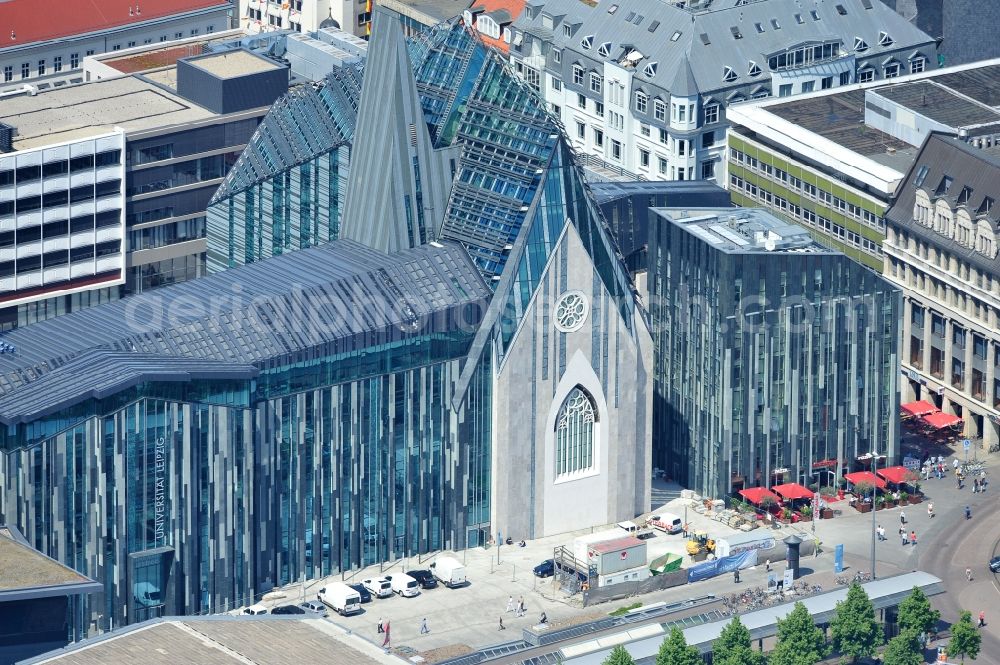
[917,484,1000,664]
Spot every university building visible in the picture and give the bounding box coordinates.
[0,13,651,636]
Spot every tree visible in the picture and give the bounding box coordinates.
[882,629,923,665]
[769,601,829,665]
[897,586,940,639]
[713,616,765,665]
[830,583,883,662]
[656,626,702,665]
[602,644,637,665]
[948,610,981,663]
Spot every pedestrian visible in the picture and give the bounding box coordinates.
[927,503,934,518]
[965,505,972,519]
[517,597,525,617]
[979,611,986,628]
[539,611,548,625]
[378,617,384,634]
[734,569,741,583]
[954,458,960,470]
[382,620,391,648]
[498,616,506,631]
[877,525,885,541]
[420,617,429,634]
[973,478,979,493]
[900,510,906,525]
[910,530,917,546]
[506,595,514,613]
[901,531,908,546]
[966,567,973,581]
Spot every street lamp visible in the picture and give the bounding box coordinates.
[870,449,878,580]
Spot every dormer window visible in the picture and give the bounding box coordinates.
[748,61,761,77]
[770,19,780,29]
[810,10,820,20]
[878,31,893,46]
[607,4,618,13]
[959,186,973,206]
[597,41,612,57]
[563,24,574,37]
[754,22,764,33]
[581,34,593,49]
[854,37,868,52]
[644,61,657,78]
[723,66,738,82]
[978,196,994,215]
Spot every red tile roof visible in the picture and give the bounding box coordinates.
[587,536,644,554]
[1,0,228,48]
[468,0,525,53]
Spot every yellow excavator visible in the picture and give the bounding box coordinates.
[686,531,716,560]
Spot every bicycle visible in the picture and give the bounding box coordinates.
[836,575,851,586]
[989,441,1000,454]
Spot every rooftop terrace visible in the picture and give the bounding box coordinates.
[656,207,834,255]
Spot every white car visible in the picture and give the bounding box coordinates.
[362,577,392,598]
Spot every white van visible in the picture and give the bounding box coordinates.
[648,513,683,534]
[387,573,419,597]
[362,577,393,598]
[242,603,269,615]
[617,520,640,534]
[318,582,362,615]
[430,556,467,588]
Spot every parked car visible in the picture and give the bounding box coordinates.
[533,559,555,578]
[349,583,372,603]
[990,555,1000,573]
[386,573,420,597]
[429,556,467,588]
[362,577,393,598]
[300,600,328,617]
[242,603,268,616]
[318,582,362,615]
[408,570,438,589]
[271,604,306,615]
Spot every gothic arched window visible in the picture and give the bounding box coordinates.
[555,387,598,476]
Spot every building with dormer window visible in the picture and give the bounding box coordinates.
[508,0,935,184]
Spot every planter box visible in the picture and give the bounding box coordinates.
[820,508,835,519]
[908,495,922,504]
[855,503,872,513]
[798,515,813,522]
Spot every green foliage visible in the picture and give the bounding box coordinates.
[602,644,637,665]
[609,602,643,617]
[882,630,923,665]
[656,627,702,665]
[830,583,883,662]
[897,586,940,636]
[948,610,981,663]
[713,616,765,665]
[768,601,829,665]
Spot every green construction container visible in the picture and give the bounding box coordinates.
[649,553,683,575]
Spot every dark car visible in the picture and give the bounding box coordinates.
[990,556,1000,573]
[349,582,372,603]
[533,559,555,578]
[408,569,438,589]
[271,604,306,615]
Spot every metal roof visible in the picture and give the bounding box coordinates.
[0,239,491,424]
[514,0,934,94]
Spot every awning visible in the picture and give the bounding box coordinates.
[921,412,962,429]
[812,458,838,470]
[738,487,781,506]
[877,466,914,485]
[772,483,814,500]
[901,400,939,417]
[844,471,887,490]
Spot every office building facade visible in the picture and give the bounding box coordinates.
[0,0,230,95]
[508,0,935,185]
[884,134,1000,447]
[649,208,900,496]
[240,0,371,37]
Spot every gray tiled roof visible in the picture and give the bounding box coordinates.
[0,240,491,422]
[515,0,935,93]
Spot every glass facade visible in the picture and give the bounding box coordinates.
[649,209,900,496]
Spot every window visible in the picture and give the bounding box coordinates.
[576,121,586,139]
[885,62,900,78]
[723,66,737,82]
[640,124,650,137]
[20,62,28,79]
[190,28,199,36]
[595,101,604,117]
[702,131,715,148]
[654,99,666,122]
[563,24,573,37]
[552,77,562,91]
[821,76,833,89]
[779,83,793,97]
[659,128,668,144]
[174,32,183,39]
[858,68,875,83]
[597,42,612,57]
[577,93,587,109]
[594,128,604,147]
[589,73,602,93]
[53,56,62,73]
[701,160,716,179]
[635,90,647,113]
[704,104,719,124]
[552,48,562,64]
[555,387,597,477]
[748,61,761,77]
[801,80,814,93]
[878,31,893,47]
[854,37,868,52]
[910,57,925,74]
[86,49,95,57]
[2,66,11,82]
[658,157,667,174]
[639,148,649,168]
[524,66,540,91]
[37,59,45,75]
[573,64,584,85]
[207,25,215,33]
[112,44,121,51]
[611,139,622,161]
[70,53,79,69]
[581,34,593,50]
[127,41,136,48]
[840,71,851,85]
